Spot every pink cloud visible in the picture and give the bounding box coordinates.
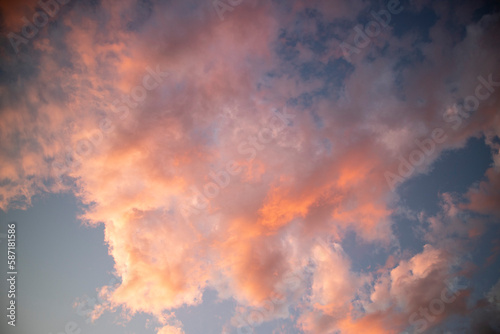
[1,0,500,333]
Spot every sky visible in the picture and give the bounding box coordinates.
[0,0,500,333]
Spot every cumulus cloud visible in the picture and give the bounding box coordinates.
[1,0,500,333]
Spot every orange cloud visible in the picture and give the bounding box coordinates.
[1,1,500,333]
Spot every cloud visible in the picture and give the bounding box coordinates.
[463,168,500,217]
[156,321,185,334]
[1,0,500,333]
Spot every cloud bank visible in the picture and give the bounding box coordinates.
[1,0,500,333]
